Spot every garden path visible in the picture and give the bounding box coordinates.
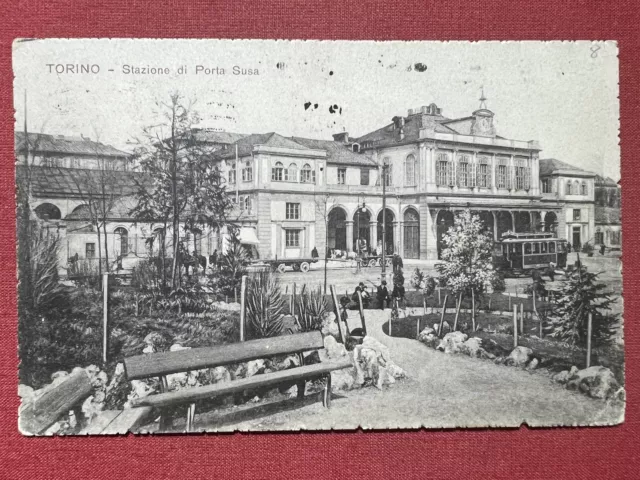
[193,309,623,431]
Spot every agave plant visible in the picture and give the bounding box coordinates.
[296,286,327,332]
[245,272,286,338]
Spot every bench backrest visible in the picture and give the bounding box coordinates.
[124,330,324,380]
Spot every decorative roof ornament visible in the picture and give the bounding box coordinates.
[479,86,488,110]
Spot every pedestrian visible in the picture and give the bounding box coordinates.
[392,278,406,310]
[377,280,389,310]
[392,253,404,273]
[546,262,556,282]
[600,243,606,256]
[209,249,218,271]
[311,246,319,259]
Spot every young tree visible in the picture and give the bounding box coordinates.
[131,93,233,290]
[314,193,335,294]
[548,256,618,346]
[435,209,497,331]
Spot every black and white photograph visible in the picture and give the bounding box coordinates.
[14,39,623,434]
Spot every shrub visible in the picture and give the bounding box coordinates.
[491,272,506,293]
[295,286,327,332]
[245,272,286,338]
[210,239,249,298]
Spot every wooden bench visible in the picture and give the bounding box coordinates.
[19,370,153,435]
[123,331,352,432]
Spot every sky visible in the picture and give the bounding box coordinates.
[13,39,620,180]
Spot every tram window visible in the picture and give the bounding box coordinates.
[515,244,523,255]
[524,243,531,255]
[541,242,547,253]
[549,242,555,253]
[533,243,540,254]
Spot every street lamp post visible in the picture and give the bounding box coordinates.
[381,160,388,284]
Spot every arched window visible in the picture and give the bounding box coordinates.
[286,163,298,182]
[301,164,315,183]
[436,152,452,186]
[566,180,572,195]
[34,203,62,220]
[477,156,491,188]
[114,227,129,256]
[242,160,253,182]
[243,195,252,214]
[228,162,236,184]
[573,180,580,196]
[457,154,473,188]
[581,181,588,196]
[404,154,416,186]
[271,161,284,181]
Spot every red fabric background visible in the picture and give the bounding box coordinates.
[0,1,638,478]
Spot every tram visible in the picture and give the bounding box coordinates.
[493,232,568,275]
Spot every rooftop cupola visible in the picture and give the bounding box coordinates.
[471,88,496,137]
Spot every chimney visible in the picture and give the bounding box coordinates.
[408,108,414,116]
[332,132,349,143]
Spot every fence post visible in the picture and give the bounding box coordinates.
[438,288,441,306]
[508,292,512,311]
[239,275,247,342]
[586,312,593,368]
[292,282,297,316]
[102,273,109,365]
[519,302,524,335]
[513,304,518,348]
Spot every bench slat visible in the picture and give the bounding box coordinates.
[100,407,154,434]
[124,331,324,380]
[130,358,352,409]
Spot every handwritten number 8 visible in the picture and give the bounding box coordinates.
[591,45,601,58]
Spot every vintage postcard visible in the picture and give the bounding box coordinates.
[14,39,623,434]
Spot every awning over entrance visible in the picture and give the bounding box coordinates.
[238,227,260,245]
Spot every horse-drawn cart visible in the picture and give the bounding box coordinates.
[252,257,320,274]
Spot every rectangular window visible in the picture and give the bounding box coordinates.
[286,202,300,220]
[404,157,416,186]
[457,160,469,187]
[360,168,370,186]
[86,243,95,258]
[436,160,449,186]
[338,168,346,185]
[285,229,300,247]
[383,165,393,187]
[541,178,551,193]
[301,167,316,184]
[497,165,507,188]
[477,163,490,188]
[573,209,581,221]
[228,163,236,184]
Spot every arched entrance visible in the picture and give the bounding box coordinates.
[403,208,420,259]
[377,208,395,255]
[496,211,513,239]
[34,202,61,220]
[544,212,558,234]
[514,211,531,232]
[353,208,371,254]
[477,211,495,239]
[328,207,347,254]
[436,210,455,259]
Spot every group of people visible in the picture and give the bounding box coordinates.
[347,253,406,311]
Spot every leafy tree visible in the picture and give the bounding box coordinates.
[435,209,497,329]
[548,257,618,346]
[131,93,233,290]
[410,267,436,304]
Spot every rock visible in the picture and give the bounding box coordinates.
[418,327,435,340]
[460,337,483,357]
[245,359,266,378]
[166,371,189,390]
[142,345,155,354]
[51,371,69,382]
[208,366,231,384]
[569,366,620,400]
[144,332,164,347]
[18,384,34,403]
[124,380,157,408]
[361,336,391,365]
[436,332,468,354]
[81,395,104,421]
[419,333,440,349]
[526,358,540,370]
[494,356,506,365]
[331,368,356,391]
[324,336,347,359]
[553,370,571,384]
[277,355,301,370]
[320,312,340,340]
[170,344,191,352]
[505,346,533,367]
[387,361,406,379]
[569,366,579,376]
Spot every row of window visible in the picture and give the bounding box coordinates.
[595,230,621,245]
[436,154,531,190]
[541,178,588,195]
[228,161,253,184]
[41,156,127,171]
[271,162,316,183]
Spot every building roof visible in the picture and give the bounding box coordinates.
[15,132,130,158]
[595,206,621,225]
[289,137,377,166]
[355,113,456,146]
[539,158,597,177]
[215,132,312,159]
[65,196,139,221]
[595,174,620,187]
[16,165,149,198]
[191,129,248,144]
